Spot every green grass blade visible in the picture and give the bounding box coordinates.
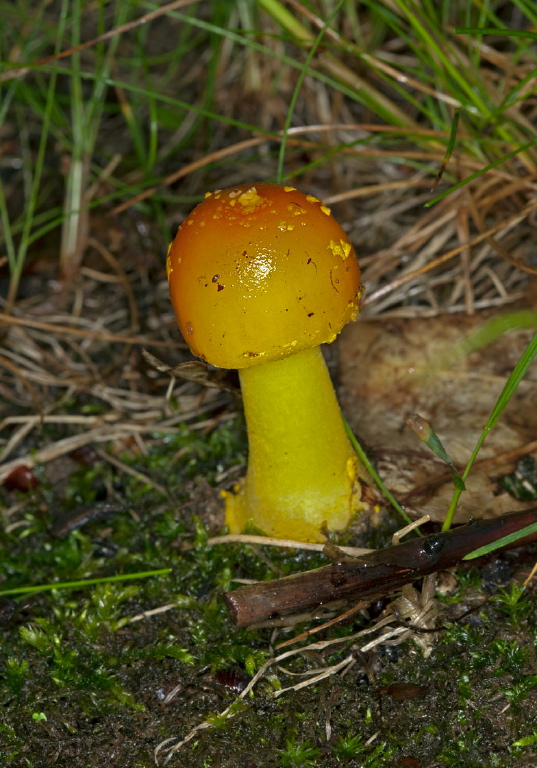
[442,311,537,367]
[0,569,172,598]
[463,523,537,560]
[276,0,345,184]
[257,0,414,127]
[392,0,489,114]
[344,419,416,529]
[454,27,537,40]
[7,0,70,305]
[426,139,537,207]
[0,176,16,265]
[443,331,537,531]
[431,110,460,191]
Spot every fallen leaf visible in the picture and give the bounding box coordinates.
[339,314,537,523]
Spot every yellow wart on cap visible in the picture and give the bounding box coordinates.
[328,238,352,259]
[237,187,264,213]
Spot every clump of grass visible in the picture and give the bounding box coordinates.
[276,737,320,768]
[333,732,393,764]
[2,0,536,310]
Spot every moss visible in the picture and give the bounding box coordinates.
[1,420,536,767]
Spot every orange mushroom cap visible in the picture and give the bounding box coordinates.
[166,183,363,369]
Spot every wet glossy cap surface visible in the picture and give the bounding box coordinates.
[166,183,362,369]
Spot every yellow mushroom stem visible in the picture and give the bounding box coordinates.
[224,346,364,542]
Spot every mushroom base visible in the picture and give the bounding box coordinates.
[224,346,365,542]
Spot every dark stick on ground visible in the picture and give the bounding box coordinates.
[224,509,537,627]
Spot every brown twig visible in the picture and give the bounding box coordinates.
[224,509,537,627]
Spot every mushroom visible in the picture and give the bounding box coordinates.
[166,182,367,542]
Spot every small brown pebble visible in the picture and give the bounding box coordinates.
[3,465,38,493]
[378,683,429,701]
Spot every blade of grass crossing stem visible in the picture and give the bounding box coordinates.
[463,523,537,560]
[443,331,537,531]
[275,0,345,185]
[344,418,416,529]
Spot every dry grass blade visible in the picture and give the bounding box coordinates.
[0,425,153,483]
[111,137,269,215]
[0,265,229,486]
[273,654,355,697]
[0,313,179,348]
[275,600,370,649]
[364,199,537,312]
[204,533,372,558]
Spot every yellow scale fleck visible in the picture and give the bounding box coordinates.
[287,204,306,216]
[328,238,352,259]
[236,187,265,213]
